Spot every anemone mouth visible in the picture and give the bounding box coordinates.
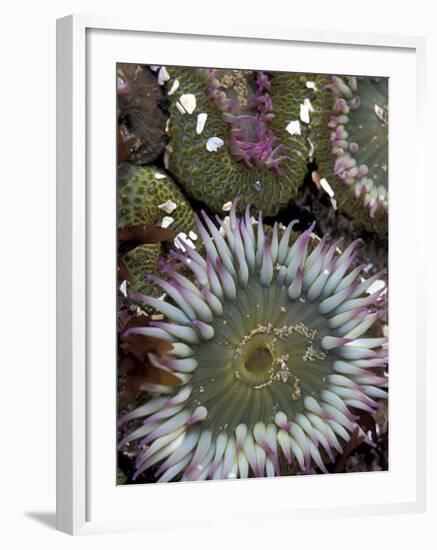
[119,199,388,482]
[186,278,332,437]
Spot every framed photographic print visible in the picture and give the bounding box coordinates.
[56,15,427,535]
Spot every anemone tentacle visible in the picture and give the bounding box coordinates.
[309,75,388,235]
[119,199,388,481]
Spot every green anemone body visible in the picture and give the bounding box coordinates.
[117,163,196,294]
[117,162,195,230]
[310,76,388,235]
[165,67,309,216]
[123,244,162,296]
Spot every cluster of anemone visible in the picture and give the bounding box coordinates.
[118,199,388,482]
[164,66,309,216]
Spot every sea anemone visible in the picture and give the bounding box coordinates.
[309,76,388,235]
[118,163,196,295]
[118,199,388,482]
[163,67,310,216]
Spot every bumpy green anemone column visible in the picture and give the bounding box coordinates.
[164,67,310,216]
[309,75,388,235]
[118,163,196,295]
[118,200,388,482]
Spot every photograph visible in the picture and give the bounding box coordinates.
[116,63,388,484]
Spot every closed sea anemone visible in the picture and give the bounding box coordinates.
[118,163,196,295]
[164,67,309,216]
[118,199,388,482]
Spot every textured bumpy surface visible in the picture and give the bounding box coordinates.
[165,67,310,216]
[310,76,388,235]
[118,163,196,294]
[117,64,168,164]
[123,244,162,295]
[118,200,388,482]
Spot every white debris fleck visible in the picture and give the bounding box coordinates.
[168,79,180,96]
[188,231,198,241]
[206,136,224,152]
[154,172,167,180]
[179,93,197,114]
[307,137,315,159]
[149,65,160,72]
[374,104,388,124]
[310,232,322,241]
[196,113,208,134]
[286,120,301,136]
[161,216,174,228]
[158,293,167,301]
[367,279,386,295]
[158,199,177,214]
[151,313,164,321]
[300,99,313,124]
[330,197,338,210]
[158,66,170,86]
[119,280,127,297]
[222,201,233,212]
[320,178,335,198]
[176,101,186,115]
[305,98,314,112]
[175,232,196,252]
[305,81,316,90]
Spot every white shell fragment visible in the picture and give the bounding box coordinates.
[206,137,224,152]
[300,99,314,124]
[168,79,180,96]
[119,280,127,297]
[158,199,177,214]
[285,120,301,136]
[149,65,160,72]
[196,113,208,134]
[305,81,316,90]
[154,172,167,180]
[179,93,197,114]
[320,178,335,198]
[175,232,196,252]
[307,137,315,159]
[161,216,174,228]
[222,201,233,212]
[158,66,170,86]
[188,231,198,241]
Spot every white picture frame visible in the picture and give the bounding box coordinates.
[56,14,427,535]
